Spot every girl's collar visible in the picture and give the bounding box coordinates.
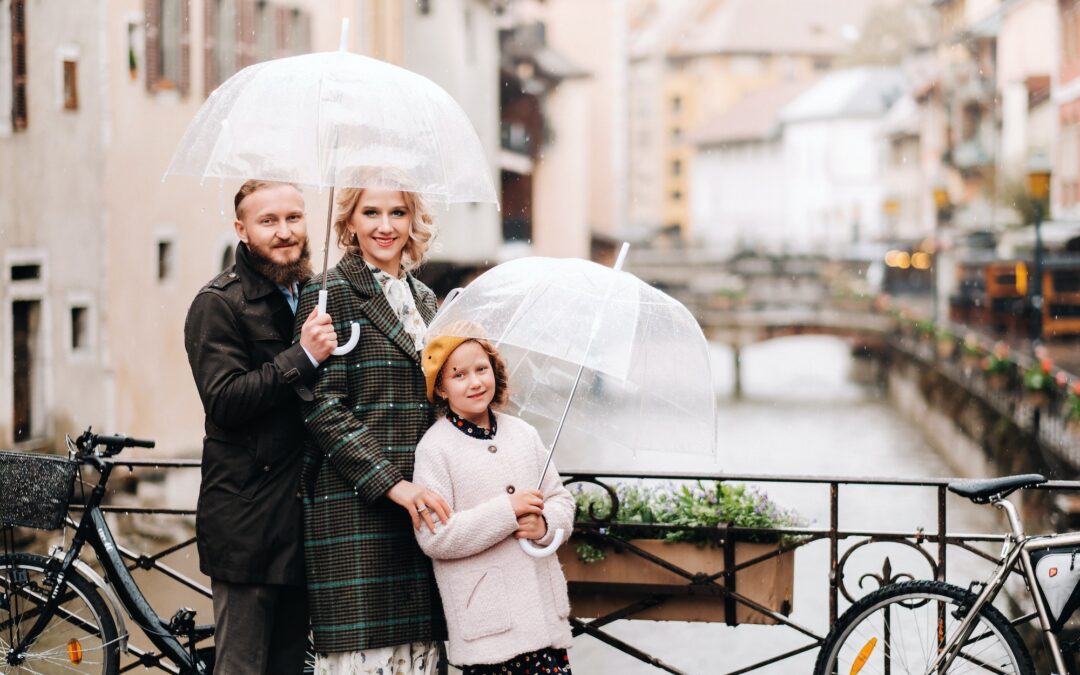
[446,409,497,440]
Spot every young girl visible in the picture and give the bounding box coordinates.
[413,335,575,674]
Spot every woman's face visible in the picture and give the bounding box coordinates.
[347,189,411,275]
[436,341,496,426]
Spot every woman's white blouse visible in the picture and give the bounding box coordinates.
[367,262,428,353]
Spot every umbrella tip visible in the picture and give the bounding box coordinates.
[339,18,350,52]
[614,242,630,271]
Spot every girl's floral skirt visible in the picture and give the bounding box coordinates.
[462,647,571,675]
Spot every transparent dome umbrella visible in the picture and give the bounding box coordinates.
[426,248,717,557]
[167,21,498,355]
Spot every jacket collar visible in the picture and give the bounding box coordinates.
[336,252,434,361]
[234,243,281,301]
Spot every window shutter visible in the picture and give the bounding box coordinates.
[237,0,254,69]
[144,0,160,92]
[179,0,191,95]
[11,0,28,129]
[203,0,217,93]
[275,5,288,57]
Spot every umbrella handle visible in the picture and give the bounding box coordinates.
[517,528,565,558]
[318,290,360,356]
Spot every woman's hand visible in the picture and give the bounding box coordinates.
[514,513,548,540]
[510,489,544,518]
[387,480,452,533]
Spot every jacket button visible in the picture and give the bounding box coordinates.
[506,485,515,494]
[263,465,271,472]
[487,445,497,453]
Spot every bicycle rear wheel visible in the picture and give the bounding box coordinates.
[814,579,1034,674]
[1,553,120,674]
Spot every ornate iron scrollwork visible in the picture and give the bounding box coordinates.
[562,476,620,525]
[836,536,938,603]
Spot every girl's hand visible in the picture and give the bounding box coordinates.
[510,489,544,518]
[387,480,452,533]
[514,513,548,540]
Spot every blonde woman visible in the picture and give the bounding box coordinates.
[296,179,449,674]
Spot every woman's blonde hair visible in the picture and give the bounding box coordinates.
[332,169,436,272]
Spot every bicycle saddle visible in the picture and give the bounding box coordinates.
[947,474,1047,503]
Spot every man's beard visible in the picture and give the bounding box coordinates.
[246,239,313,286]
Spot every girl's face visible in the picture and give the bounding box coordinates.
[347,188,411,276]
[436,341,496,426]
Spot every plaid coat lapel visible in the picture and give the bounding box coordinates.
[336,253,429,361]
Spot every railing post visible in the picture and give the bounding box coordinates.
[733,343,743,400]
[829,481,839,626]
[937,485,947,582]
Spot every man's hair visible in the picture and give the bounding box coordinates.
[234,180,300,219]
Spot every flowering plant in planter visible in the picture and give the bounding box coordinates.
[935,327,957,358]
[982,342,1014,387]
[564,481,807,624]
[1066,381,1080,424]
[960,333,983,368]
[570,481,807,563]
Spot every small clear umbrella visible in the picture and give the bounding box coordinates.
[426,246,717,557]
[167,20,498,354]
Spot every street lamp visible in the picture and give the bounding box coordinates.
[931,182,951,322]
[1026,156,1051,343]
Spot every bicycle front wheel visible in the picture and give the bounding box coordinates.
[1,552,120,674]
[814,579,1033,675]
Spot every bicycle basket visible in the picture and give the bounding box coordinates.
[0,451,78,530]
[1031,545,1080,633]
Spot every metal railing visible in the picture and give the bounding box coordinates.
[29,459,1080,674]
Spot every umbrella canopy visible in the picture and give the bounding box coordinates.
[426,257,717,468]
[166,49,497,205]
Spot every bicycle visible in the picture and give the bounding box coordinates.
[814,472,1080,674]
[1,429,216,674]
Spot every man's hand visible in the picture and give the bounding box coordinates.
[510,489,544,518]
[387,480,452,533]
[299,308,337,363]
[514,513,548,540]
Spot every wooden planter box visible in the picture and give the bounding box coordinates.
[557,537,794,625]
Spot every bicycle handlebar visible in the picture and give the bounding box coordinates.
[92,433,155,449]
[75,428,156,456]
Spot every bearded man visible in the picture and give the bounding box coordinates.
[184,180,337,674]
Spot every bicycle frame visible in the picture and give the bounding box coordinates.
[7,453,207,674]
[928,497,1077,675]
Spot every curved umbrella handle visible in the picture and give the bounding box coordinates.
[517,528,565,558]
[318,290,360,356]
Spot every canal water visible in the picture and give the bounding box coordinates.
[124,335,1009,673]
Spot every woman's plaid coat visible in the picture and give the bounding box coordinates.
[295,252,447,654]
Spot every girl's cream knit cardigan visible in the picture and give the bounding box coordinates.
[413,412,575,666]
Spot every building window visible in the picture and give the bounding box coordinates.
[146,0,190,94]
[157,239,174,281]
[10,264,40,280]
[70,306,88,350]
[11,0,28,130]
[672,159,682,176]
[62,57,78,110]
[417,0,432,15]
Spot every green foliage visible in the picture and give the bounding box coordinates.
[1023,362,1054,392]
[1067,385,1080,422]
[982,353,1013,376]
[572,481,807,564]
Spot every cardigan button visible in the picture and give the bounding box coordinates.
[506,485,515,494]
[487,445,497,454]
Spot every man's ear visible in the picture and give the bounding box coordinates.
[234,219,248,243]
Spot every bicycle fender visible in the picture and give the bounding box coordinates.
[56,553,130,652]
